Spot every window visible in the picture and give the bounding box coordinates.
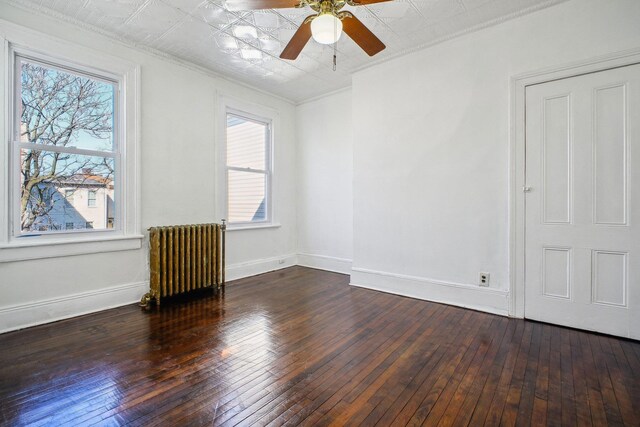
[85,222,94,229]
[225,111,271,225]
[1,37,140,263]
[88,190,97,207]
[12,54,117,235]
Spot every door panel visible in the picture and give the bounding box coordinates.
[525,64,640,340]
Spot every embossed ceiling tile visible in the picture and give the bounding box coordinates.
[159,0,205,14]
[72,5,102,27]
[85,0,144,19]
[153,16,215,50]
[260,59,287,73]
[229,19,267,42]
[91,14,130,29]
[508,0,558,8]
[348,4,377,19]
[239,47,265,60]
[225,53,255,69]
[252,11,281,28]
[231,30,264,51]
[47,0,89,18]
[402,25,438,45]
[460,0,498,9]
[122,0,187,42]
[379,8,424,33]
[309,70,349,86]
[277,27,298,43]
[214,32,240,49]
[279,63,306,79]
[294,56,323,72]
[410,0,466,24]
[482,0,550,15]
[373,1,412,19]
[265,73,290,83]
[195,1,237,28]
[275,6,312,21]
[259,37,282,52]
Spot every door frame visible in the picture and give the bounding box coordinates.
[509,47,640,318]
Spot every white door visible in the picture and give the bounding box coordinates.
[525,64,640,340]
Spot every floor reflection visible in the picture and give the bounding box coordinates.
[15,368,123,426]
[2,267,639,425]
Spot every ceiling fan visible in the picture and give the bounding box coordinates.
[225,0,391,60]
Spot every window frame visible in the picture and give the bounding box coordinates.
[0,25,141,263]
[11,53,120,237]
[216,94,279,231]
[224,108,273,227]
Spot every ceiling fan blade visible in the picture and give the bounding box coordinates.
[349,0,393,4]
[341,13,385,56]
[280,18,313,60]
[225,0,300,11]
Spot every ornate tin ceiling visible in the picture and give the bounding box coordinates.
[7,0,566,102]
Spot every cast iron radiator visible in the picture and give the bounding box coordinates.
[140,221,226,307]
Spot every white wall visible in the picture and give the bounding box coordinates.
[350,0,640,315]
[296,90,353,274]
[3,0,640,332]
[0,3,297,332]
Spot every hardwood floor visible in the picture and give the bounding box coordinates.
[1,266,639,426]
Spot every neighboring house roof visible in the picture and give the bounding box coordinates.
[41,174,113,188]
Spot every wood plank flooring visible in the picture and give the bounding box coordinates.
[1,266,639,426]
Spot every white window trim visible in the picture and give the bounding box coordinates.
[0,20,141,262]
[216,94,278,231]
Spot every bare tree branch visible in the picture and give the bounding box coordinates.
[20,62,115,231]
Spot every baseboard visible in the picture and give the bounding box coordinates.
[296,253,352,275]
[0,281,148,334]
[350,267,510,316]
[226,253,298,281]
[0,258,508,333]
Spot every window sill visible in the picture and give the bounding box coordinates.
[226,222,281,232]
[0,234,144,263]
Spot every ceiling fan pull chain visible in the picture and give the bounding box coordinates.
[333,11,338,71]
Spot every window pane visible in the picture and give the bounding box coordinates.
[228,170,266,223]
[226,114,267,170]
[19,59,115,152]
[20,149,115,233]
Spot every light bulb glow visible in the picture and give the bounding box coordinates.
[311,14,343,45]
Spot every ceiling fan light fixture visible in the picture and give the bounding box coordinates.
[311,13,343,45]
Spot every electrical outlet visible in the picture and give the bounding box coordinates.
[479,272,490,287]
